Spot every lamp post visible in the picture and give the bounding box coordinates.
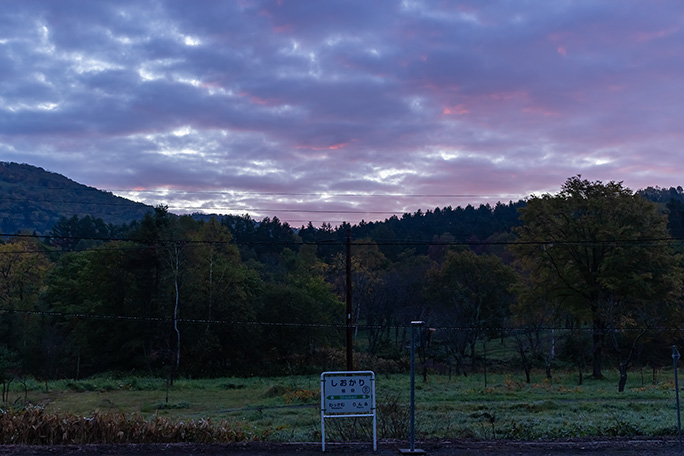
[400,321,425,454]
[673,346,682,452]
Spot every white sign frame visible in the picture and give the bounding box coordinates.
[320,371,376,452]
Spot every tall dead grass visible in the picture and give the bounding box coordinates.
[0,406,254,445]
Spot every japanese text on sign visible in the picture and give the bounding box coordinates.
[321,371,374,415]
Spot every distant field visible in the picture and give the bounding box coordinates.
[2,369,681,443]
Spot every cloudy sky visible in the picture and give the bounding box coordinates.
[2,1,683,227]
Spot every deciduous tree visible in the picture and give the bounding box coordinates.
[429,248,516,376]
[512,176,683,388]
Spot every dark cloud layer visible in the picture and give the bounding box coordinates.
[2,0,684,226]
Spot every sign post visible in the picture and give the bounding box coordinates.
[320,371,376,452]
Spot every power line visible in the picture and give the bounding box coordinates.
[1,187,530,227]
[2,196,494,216]
[1,240,682,258]
[2,231,683,251]
[0,195,147,207]
[170,207,407,215]
[3,191,523,213]
[0,307,681,332]
[1,195,404,214]
[107,189,513,199]
[2,231,684,245]
[6,186,514,199]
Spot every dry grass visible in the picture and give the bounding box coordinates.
[0,406,255,445]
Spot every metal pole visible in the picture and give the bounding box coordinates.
[400,322,425,455]
[674,346,682,452]
[346,229,353,371]
[410,321,423,452]
[321,375,326,452]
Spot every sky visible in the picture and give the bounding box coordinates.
[2,0,684,227]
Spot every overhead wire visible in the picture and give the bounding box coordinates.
[0,307,681,333]
[1,231,682,256]
[3,190,525,217]
[102,189,513,198]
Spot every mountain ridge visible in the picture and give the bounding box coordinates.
[3,161,683,242]
[0,161,152,235]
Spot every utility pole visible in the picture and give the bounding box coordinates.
[346,229,353,370]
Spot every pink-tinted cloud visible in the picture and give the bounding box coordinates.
[2,0,684,227]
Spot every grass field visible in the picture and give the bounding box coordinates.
[2,369,681,442]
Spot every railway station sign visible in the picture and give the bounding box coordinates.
[320,371,376,451]
[321,371,374,415]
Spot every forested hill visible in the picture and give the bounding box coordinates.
[3,161,684,247]
[0,162,152,235]
[0,161,526,245]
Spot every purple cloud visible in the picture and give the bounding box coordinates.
[2,0,684,227]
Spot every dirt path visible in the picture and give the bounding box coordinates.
[0,439,682,456]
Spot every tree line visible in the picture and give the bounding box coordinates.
[1,176,684,392]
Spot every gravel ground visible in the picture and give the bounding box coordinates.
[0,439,683,456]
